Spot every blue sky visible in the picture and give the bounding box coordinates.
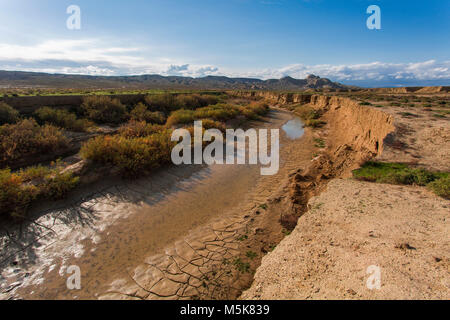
[0,0,448,86]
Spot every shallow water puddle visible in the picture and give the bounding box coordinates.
[281,117,305,140]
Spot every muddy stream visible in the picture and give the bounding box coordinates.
[0,109,310,300]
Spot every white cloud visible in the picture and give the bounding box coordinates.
[0,39,448,83]
[239,60,450,81]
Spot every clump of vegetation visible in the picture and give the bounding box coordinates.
[200,119,226,132]
[0,102,19,125]
[0,119,69,167]
[258,203,268,210]
[427,176,450,199]
[398,112,418,118]
[144,93,219,113]
[130,103,166,124]
[304,119,327,128]
[233,257,251,273]
[314,138,326,148]
[166,102,268,127]
[360,101,372,105]
[0,165,79,219]
[353,161,449,199]
[295,105,326,128]
[118,120,165,138]
[80,130,175,176]
[34,107,92,132]
[81,96,128,124]
[246,251,257,260]
[194,104,240,122]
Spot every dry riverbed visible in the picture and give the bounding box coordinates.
[0,109,318,300]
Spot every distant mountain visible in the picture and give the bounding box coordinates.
[0,70,353,91]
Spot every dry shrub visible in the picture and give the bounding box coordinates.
[80,130,175,176]
[81,96,127,124]
[0,102,19,125]
[118,120,165,138]
[34,106,92,132]
[0,166,79,219]
[0,119,69,167]
[145,93,219,113]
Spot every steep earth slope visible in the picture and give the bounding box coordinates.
[242,94,450,300]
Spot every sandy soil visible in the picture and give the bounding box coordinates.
[242,94,450,300]
[242,179,449,299]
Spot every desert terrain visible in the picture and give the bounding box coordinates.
[0,85,449,300]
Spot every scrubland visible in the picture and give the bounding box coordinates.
[0,92,269,221]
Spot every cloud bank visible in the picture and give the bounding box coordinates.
[0,39,448,86]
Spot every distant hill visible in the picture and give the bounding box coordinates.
[0,70,353,91]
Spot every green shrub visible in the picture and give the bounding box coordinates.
[34,107,92,132]
[174,94,219,110]
[81,96,127,124]
[166,109,196,127]
[130,103,166,124]
[304,119,327,128]
[427,176,450,199]
[144,94,176,113]
[145,93,220,113]
[201,119,226,132]
[195,104,239,122]
[80,130,175,176]
[0,168,38,218]
[118,120,164,138]
[0,102,19,125]
[353,161,449,198]
[43,171,80,199]
[295,105,322,121]
[0,119,69,167]
[0,166,79,219]
[166,102,268,127]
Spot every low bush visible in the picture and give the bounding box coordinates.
[427,176,450,199]
[166,109,196,127]
[118,120,164,138]
[0,102,19,125]
[81,96,128,124]
[295,105,322,121]
[0,166,79,219]
[195,104,240,122]
[144,93,220,113]
[201,119,226,132]
[0,119,69,167]
[34,107,92,132]
[304,119,327,128]
[353,161,449,198]
[174,94,219,110]
[130,103,166,124]
[80,130,175,176]
[166,102,268,127]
